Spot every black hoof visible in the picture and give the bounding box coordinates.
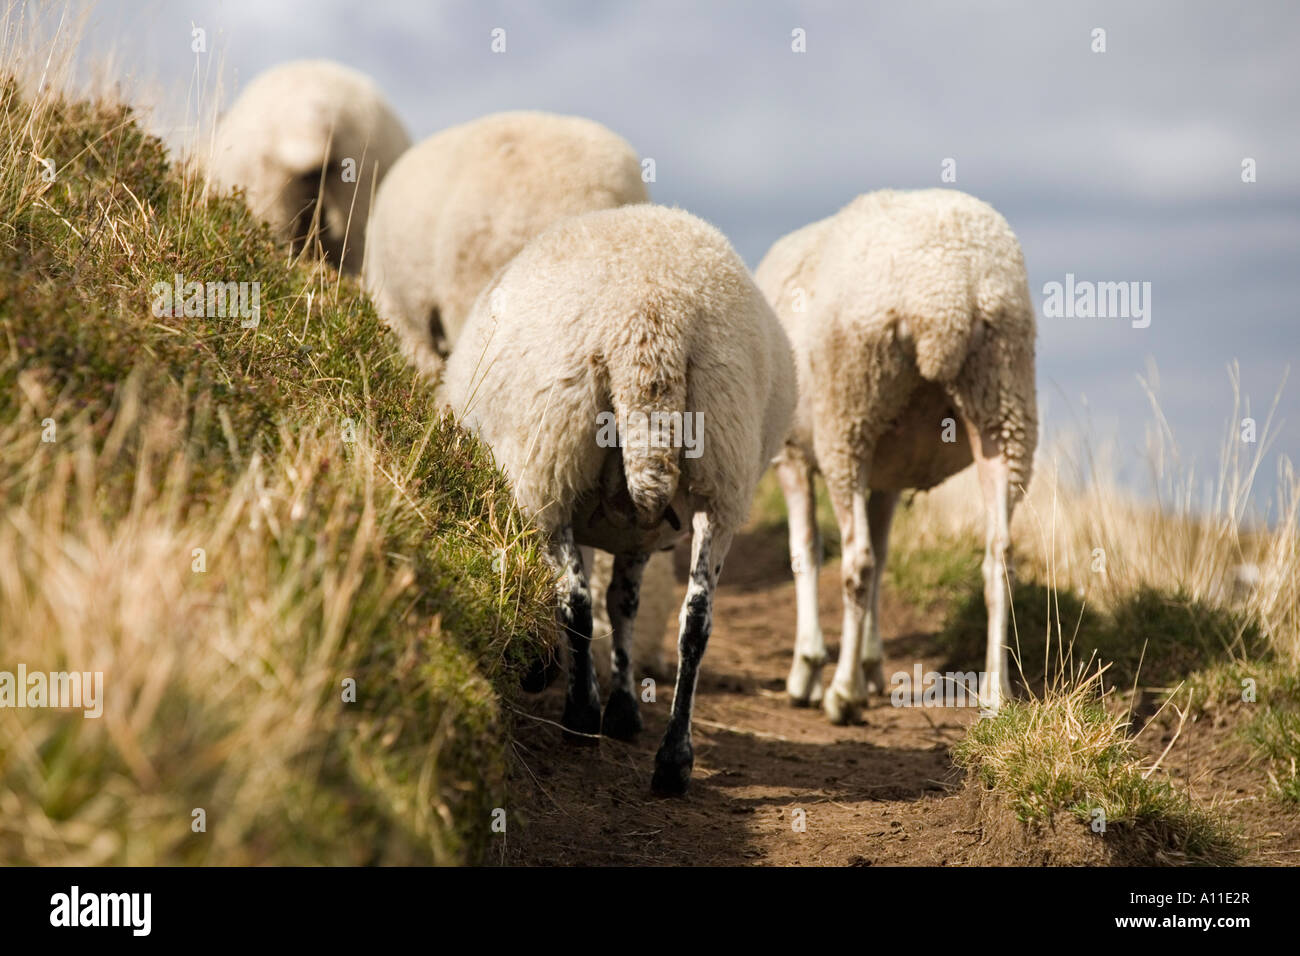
[601,688,643,741]
[650,742,693,797]
[519,650,561,693]
[561,695,602,746]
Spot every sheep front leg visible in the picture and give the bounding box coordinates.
[824,467,873,726]
[777,447,826,706]
[652,511,732,796]
[602,551,650,741]
[553,527,601,744]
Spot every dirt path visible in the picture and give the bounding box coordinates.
[501,527,1300,866]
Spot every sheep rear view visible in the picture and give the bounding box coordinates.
[364,111,648,374]
[755,188,1037,723]
[207,59,411,274]
[362,110,671,681]
[441,205,795,795]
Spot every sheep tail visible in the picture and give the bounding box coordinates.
[607,303,687,528]
[911,300,976,384]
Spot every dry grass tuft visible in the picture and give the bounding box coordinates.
[954,672,1242,864]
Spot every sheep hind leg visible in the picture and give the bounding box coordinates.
[859,489,900,695]
[652,510,732,797]
[602,551,650,741]
[777,448,826,706]
[824,458,873,726]
[553,527,601,744]
[964,423,1018,712]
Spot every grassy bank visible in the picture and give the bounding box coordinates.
[0,71,555,863]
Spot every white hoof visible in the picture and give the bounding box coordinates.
[823,681,865,726]
[787,654,825,706]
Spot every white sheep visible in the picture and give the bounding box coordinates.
[754,188,1037,722]
[440,204,796,795]
[362,110,648,373]
[207,59,411,274]
[362,108,672,675]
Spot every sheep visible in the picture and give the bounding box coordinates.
[362,109,671,678]
[440,204,796,795]
[207,59,411,274]
[754,188,1037,723]
[362,111,648,374]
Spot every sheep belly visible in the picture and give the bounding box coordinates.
[869,381,973,491]
[570,485,691,555]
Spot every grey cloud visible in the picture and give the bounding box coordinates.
[77,0,1300,509]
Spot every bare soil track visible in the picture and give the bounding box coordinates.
[500,527,1300,866]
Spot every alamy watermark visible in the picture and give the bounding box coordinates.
[151,273,260,327]
[890,664,984,708]
[595,410,704,459]
[1042,273,1151,328]
[50,886,150,936]
[0,665,103,718]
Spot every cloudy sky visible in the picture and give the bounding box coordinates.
[71,0,1300,512]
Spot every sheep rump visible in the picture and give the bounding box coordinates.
[442,205,789,544]
[756,188,1037,722]
[441,204,795,795]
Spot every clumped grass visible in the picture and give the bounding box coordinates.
[0,44,555,863]
[954,681,1242,864]
[1108,588,1267,686]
